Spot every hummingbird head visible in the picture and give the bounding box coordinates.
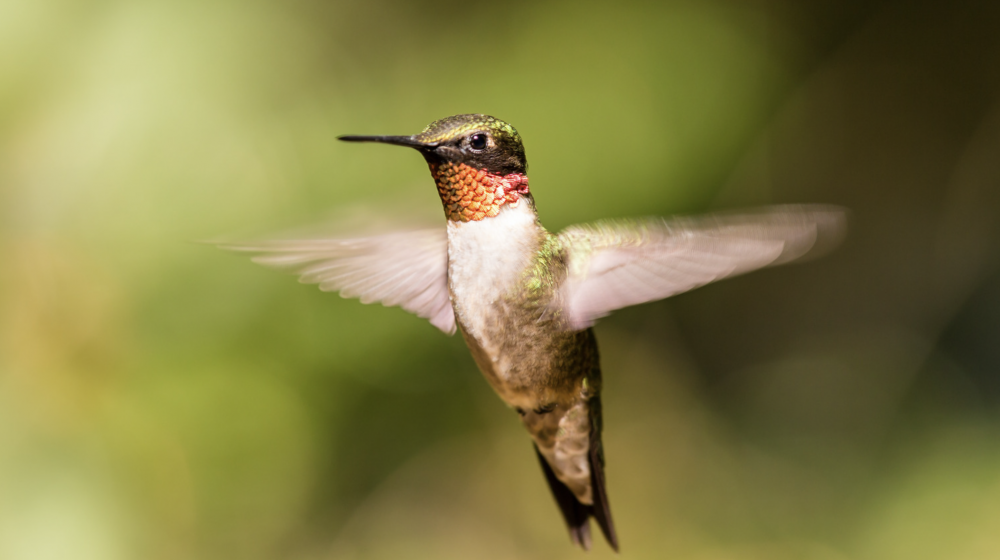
[340,114,531,222]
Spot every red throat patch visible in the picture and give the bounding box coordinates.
[430,162,530,222]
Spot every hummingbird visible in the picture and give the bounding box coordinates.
[221,114,845,551]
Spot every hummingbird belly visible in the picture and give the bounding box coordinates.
[446,204,602,505]
[445,203,585,403]
[457,312,601,506]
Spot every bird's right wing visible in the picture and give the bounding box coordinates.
[218,227,456,334]
[556,205,846,330]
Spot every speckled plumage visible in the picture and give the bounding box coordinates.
[430,161,529,222]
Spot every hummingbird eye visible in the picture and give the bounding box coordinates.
[469,133,488,151]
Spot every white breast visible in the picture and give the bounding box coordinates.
[446,202,540,343]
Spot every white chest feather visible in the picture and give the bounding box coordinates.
[446,203,540,342]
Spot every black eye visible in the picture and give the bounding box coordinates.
[469,133,487,151]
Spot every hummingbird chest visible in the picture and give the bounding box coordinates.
[446,204,591,409]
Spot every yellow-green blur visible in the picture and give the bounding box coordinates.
[2,1,1000,560]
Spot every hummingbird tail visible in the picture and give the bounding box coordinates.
[535,445,593,550]
[588,433,618,551]
[534,436,619,552]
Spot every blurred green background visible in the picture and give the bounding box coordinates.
[2,0,1000,558]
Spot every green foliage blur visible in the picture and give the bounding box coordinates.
[2,1,1000,558]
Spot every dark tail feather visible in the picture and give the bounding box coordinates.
[589,437,619,551]
[534,443,619,551]
[535,446,593,550]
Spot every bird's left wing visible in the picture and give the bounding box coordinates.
[219,227,456,334]
[556,205,846,330]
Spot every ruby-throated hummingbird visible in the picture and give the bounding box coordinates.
[222,114,845,551]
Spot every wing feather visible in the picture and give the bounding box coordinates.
[220,228,456,334]
[558,205,845,330]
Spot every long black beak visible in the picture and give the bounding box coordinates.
[337,135,438,150]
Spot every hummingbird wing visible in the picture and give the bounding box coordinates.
[219,227,456,334]
[557,205,846,330]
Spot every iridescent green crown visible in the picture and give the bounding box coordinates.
[415,114,522,145]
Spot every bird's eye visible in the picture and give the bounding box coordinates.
[469,133,488,151]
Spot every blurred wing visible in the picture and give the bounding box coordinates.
[558,205,846,330]
[220,227,456,334]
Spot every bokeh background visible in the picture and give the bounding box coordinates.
[2,0,1000,558]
